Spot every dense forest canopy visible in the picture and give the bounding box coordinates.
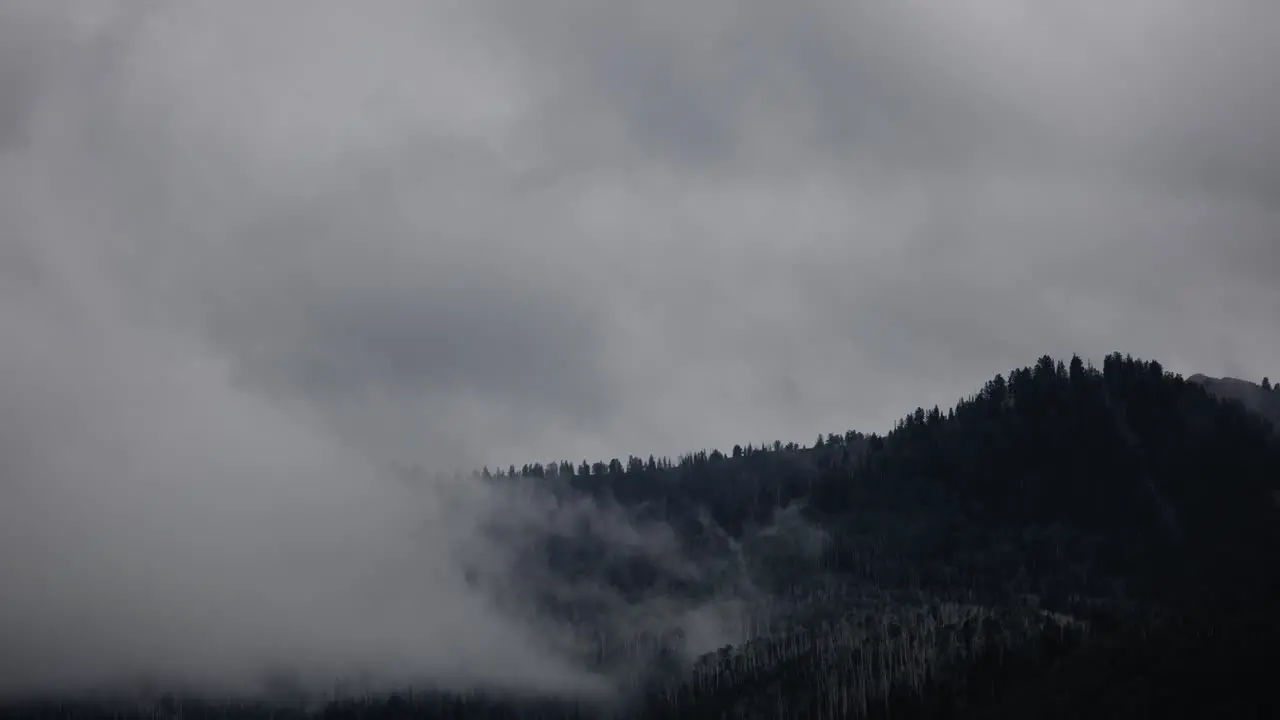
[472,353,1279,606]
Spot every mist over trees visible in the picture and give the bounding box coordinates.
[8,351,1279,718]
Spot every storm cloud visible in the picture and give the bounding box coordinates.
[1,0,1277,697]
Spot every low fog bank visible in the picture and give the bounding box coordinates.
[0,235,812,705]
[0,242,609,699]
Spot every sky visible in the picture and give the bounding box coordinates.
[3,2,1278,472]
[0,0,1278,695]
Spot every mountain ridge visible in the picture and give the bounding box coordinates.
[8,352,1280,718]
[1186,372,1280,428]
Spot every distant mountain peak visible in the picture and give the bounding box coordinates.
[1187,373,1280,427]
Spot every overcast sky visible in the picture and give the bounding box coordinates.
[3,1,1278,471]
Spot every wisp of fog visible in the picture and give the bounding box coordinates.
[0,224,620,699]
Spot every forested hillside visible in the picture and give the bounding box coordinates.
[8,352,1280,719]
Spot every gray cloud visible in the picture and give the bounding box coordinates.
[1,0,1278,696]
[8,1,1277,464]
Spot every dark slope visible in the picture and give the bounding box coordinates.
[7,352,1280,719]
[524,352,1280,614]
[808,353,1280,614]
[624,352,1280,718]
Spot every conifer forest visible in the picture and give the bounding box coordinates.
[7,353,1279,718]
